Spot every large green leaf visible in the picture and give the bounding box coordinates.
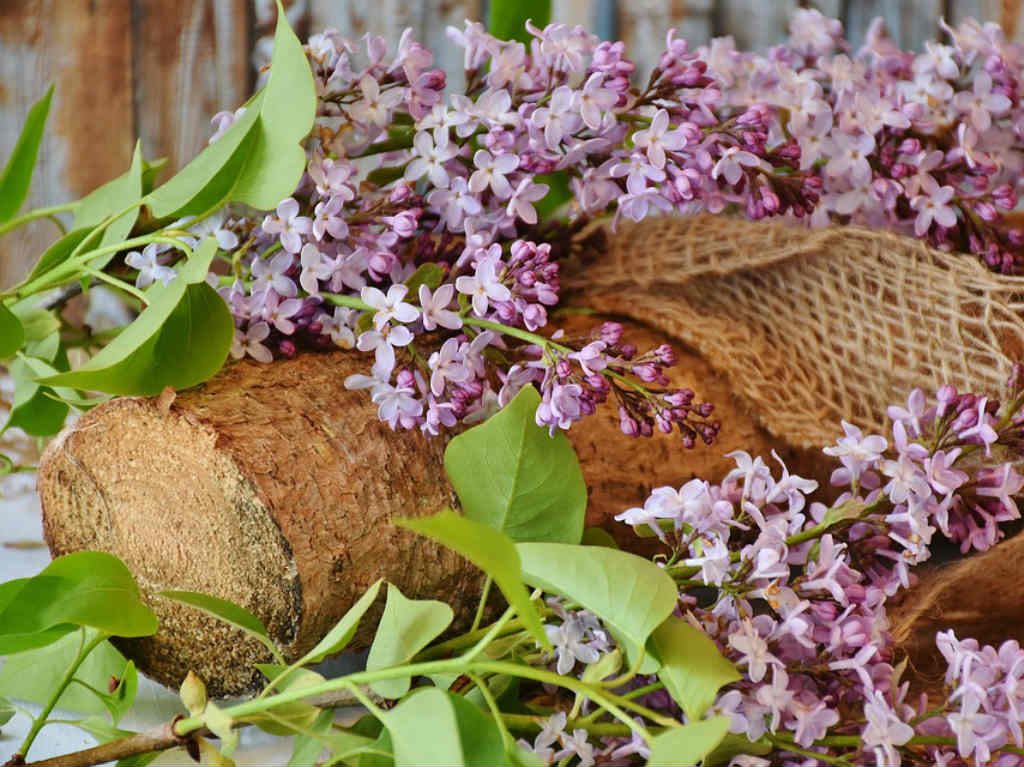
[74,141,145,257]
[0,85,53,224]
[397,511,549,651]
[381,688,464,767]
[0,552,158,649]
[516,543,677,660]
[366,584,454,699]
[144,0,315,218]
[655,614,737,720]
[444,386,585,544]
[0,632,136,720]
[300,579,383,665]
[42,239,234,395]
[0,303,24,358]
[647,716,731,767]
[488,0,551,44]
[652,617,740,721]
[447,692,524,766]
[158,590,282,661]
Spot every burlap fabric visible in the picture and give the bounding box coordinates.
[571,214,1024,449]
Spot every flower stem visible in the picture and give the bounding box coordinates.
[15,629,109,760]
[0,202,78,238]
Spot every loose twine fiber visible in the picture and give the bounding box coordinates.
[572,214,1024,449]
[570,215,1024,683]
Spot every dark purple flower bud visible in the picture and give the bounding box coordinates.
[897,138,922,155]
[279,339,297,358]
[633,363,660,383]
[556,359,573,379]
[655,344,677,366]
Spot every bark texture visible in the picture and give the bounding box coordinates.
[38,315,808,694]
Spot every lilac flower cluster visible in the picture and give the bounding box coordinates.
[705,8,1024,272]
[578,372,1024,765]
[139,10,1023,438]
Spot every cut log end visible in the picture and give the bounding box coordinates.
[39,353,483,696]
[39,397,301,694]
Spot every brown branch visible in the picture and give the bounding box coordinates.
[18,687,364,767]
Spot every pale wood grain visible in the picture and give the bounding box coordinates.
[0,0,134,288]
[133,0,251,179]
[843,0,944,48]
[717,0,797,49]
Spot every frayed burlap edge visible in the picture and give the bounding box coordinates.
[570,214,1024,449]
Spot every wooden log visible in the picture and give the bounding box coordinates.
[37,315,809,695]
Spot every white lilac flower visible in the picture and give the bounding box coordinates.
[632,109,687,170]
[455,256,510,316]
[361,284,420,331]
[468,149,520,199]
[125,244,176,289]
[261,198,312,255]
[544,613,602,675]
[405,129,459,188]
[231,322,273,363]
[418,284,462,332]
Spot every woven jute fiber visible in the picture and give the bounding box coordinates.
[570,214,1024,449]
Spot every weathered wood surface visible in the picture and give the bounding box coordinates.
[0,0,1020,285]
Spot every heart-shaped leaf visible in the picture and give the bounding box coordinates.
[515,542,677,661]
[381,688,464,766]
[366,584,454,698]
[0,552,158,648]
[444,386,585,544]
[42,239,234,396]
[0,631,134,718]
[647,716,731,767]
[652,617,740,721]
[300,579,383,665]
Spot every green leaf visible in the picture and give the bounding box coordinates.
[488,0,550,44]
[0,631,132,716]
[0,552,157,645]
[397,511,550,651]
[5,332,71,436]
[447,692,511,766]
[300,579,382,665]
[204,700,239,757]
[250,664,324,736]
[9,300,60,342]
[0,303,24,358]
[144,0,315,218]
[444,386,585,544]
[515,542,677,660]
[651,617,740,721]
[288,708,334,767]
[74,141,145,257]
[381,688,464,767]
[404,262,445,294]
[580,527,619,549]
[366,584,454,699]
[0,697,15,728]
[647,716,731,767]
[42,239,234,396]
[158,590,282,661]
[23,227,92,284]
[0,85,53,224]
[703,733,772,767]
[534,171,571,220]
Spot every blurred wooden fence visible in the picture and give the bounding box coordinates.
[0,0,1019,285]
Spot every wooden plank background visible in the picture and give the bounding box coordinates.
[0,0,1019,286]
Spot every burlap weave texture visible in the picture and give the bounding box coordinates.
[570,215,1024,448]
